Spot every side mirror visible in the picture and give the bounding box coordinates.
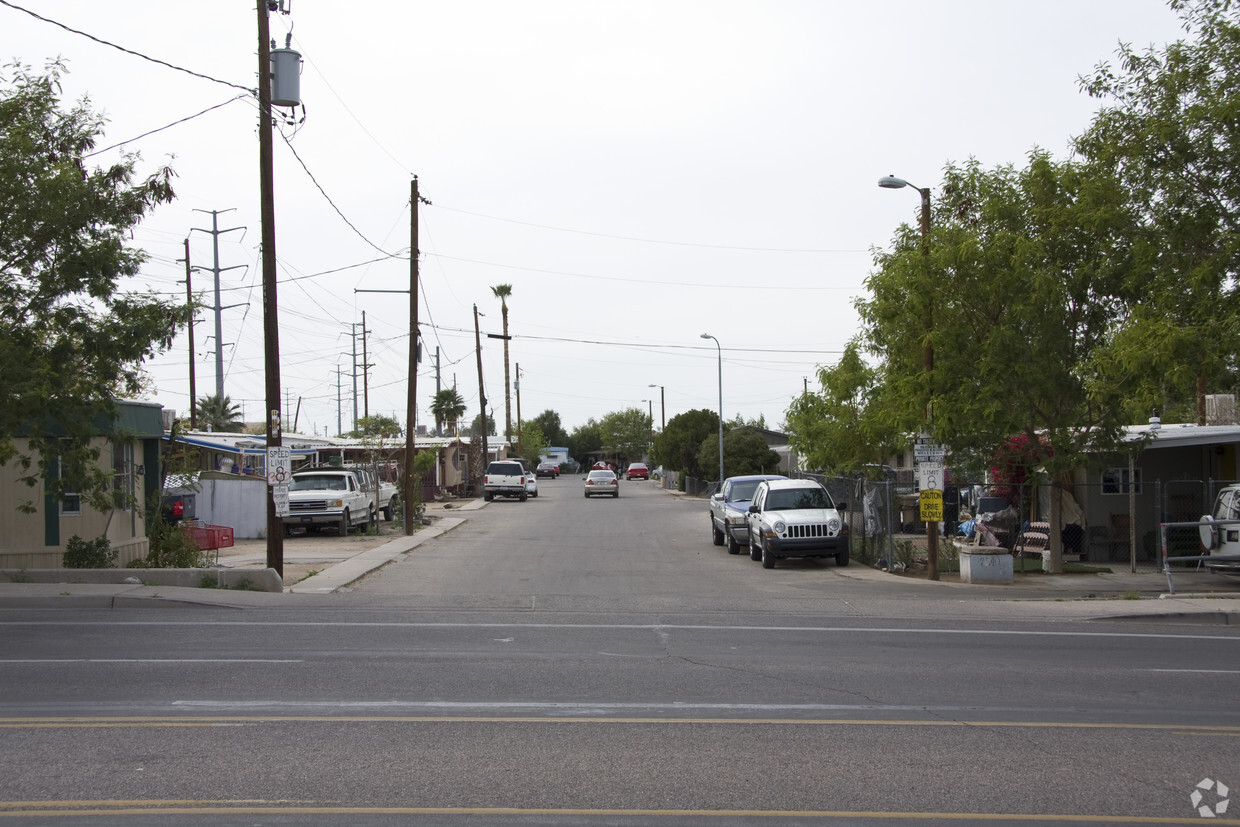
[711,493,722,501]
[836,501,848,511]
[748,505,759,513]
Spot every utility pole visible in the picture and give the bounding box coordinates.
[473,304,487,476]
[190,208,246,399]
[362,310,370,420]
[179,239,197,430]
[257,0,283,577]
[515,362,522,455]
[404,177,425,536]
[336,365,343,437]
[349,322,363,432]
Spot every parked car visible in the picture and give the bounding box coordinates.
[536,462,559,479]
[625,462,650,481]
[525,473,539,498]
[746,479,849,569]
[651,466,664,480]
[709,474,787,554]
[583,469,619,498]
[1197,484,1240,573]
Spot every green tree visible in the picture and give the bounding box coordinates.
[567,418,603,464]
[519,421,548,465]
[860,153,1134,571]
[192,393,244,432]
[785,340,904,475]
[598,407,651,461]
[1076,0,1240,423]
[430,388,467,436]
[468,412,496,437]
[530,409,567,447]
[650,408,719,480]
[491,284,513,441]
[0,62,192,512]
[348,413,402,439]
[697,428,780,479]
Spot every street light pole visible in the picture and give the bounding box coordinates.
[700,334,724,484]
[648,384,665,431]
[878,174,938,580]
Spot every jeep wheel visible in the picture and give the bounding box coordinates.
[726,533,741,555]
[711,519,724,546]
[836,551,850,567]
[760,540,775,569]
[338,508,350,536]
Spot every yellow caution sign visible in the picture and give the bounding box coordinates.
[920,489,943,522]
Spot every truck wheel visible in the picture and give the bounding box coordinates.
[749,533,761,561]
[761,540,775,569]
[339,508,350,536]
[711,518,724,546]
[383,497,396,521]
[519,491,528,502]
[368,505,378,527]
[836,551,850,567]
[726,533,741,555]
[484,491,494,502]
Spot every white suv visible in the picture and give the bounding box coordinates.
[1198,484,1240,572]
[746,479,849,569]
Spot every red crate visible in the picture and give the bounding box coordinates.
[181,522,234,551]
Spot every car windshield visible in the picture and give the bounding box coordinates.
[729,481,760,501]
[765,487,832,511]
[290,475,347,491]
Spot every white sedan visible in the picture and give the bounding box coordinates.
[583,469,619,498]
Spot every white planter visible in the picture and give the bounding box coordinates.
[959,545,1013,584]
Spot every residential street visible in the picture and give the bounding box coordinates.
[1,478,1238,825]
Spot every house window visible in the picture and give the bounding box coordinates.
[57,457,81,516]
[112,441,133,510]
[1102,467,1142,495]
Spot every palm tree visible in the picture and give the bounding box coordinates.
[431,388,467,437]
[491,284,513,445]
[193,393,244,432]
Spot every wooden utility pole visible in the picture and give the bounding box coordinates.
[404,178,421,536]
[362,310,370,420]
[257,1,283,577]
[474,304,487,477]
[182,239,197,430]
[515,362,522,455]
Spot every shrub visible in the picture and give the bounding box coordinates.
[63,536,117,569]
[142,515,210,568]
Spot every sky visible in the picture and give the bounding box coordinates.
[3,0,1192,440]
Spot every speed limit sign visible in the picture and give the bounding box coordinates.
[266,446,292,487]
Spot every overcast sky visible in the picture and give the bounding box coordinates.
[5,1,1189,440]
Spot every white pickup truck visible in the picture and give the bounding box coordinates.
[286,467,375,535]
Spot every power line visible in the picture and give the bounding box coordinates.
[434,203,868,254]
[0,0,254,94]
[85,95,249,158]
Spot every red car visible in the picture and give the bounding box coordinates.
[625,462,650,480]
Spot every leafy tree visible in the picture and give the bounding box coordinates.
[697,428,780,478]
[650,408,719,480]
[430,388,467,436]
[724,413,768,430]
[468,412,496,437]
[193,393,244,432]
[859,153,1135,571]
[530,409,567,447]
[598,407,651,461]
[1076,0,1240,423]
[0,62,192,512]
[567,418,602,464]
[348,413,402,439]
[519,420,548,465]
[785,341,904,475]
[491,284,513,440]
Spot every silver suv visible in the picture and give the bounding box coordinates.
[746,479,850,569]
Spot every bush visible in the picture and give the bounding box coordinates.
[141,515,210,568]
[63,536,117,569]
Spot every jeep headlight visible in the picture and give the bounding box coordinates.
[773,520,786,534]
[827,517,841,533]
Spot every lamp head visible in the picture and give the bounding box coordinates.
[700,333,711,339]
[878,175,909,190]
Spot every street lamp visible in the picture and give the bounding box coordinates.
[700,333,724,485]
[648,384,665,431]
[878,174,938,580]
[641,399,653,444]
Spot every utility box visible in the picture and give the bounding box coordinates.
[271,44,302,107]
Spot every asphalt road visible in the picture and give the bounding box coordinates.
[1,477,1238,825]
